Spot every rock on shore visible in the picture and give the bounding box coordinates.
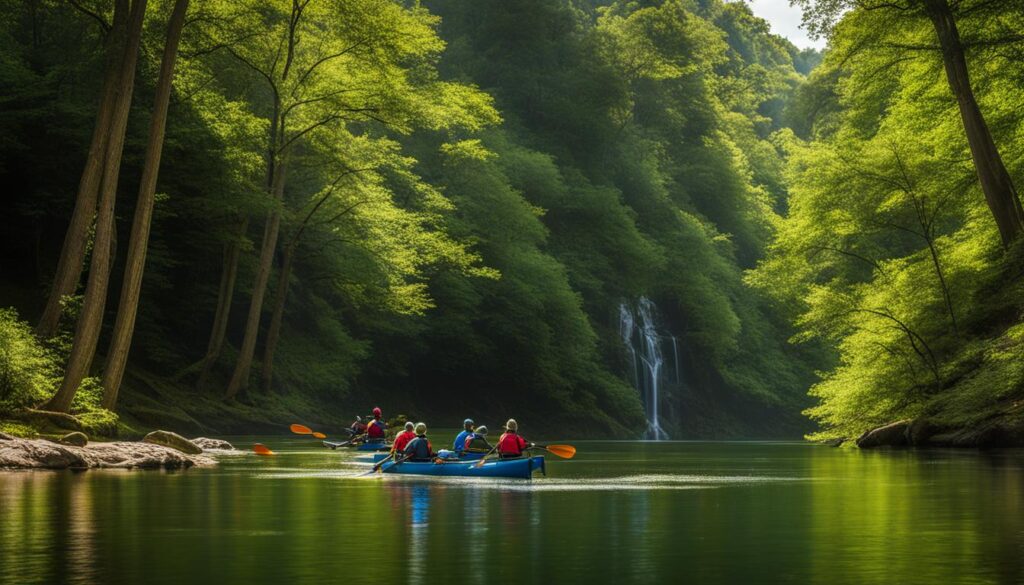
[143,430,203,454]
[856,410,1024,448]
[191,437,235,450]
[856,420,911,448]
[0,437,215,470]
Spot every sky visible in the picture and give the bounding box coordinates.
[745,0,827,50]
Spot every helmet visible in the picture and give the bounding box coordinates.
[415,422,427,435]
[404,421,415,431]
[505,418,518,432]
[372,407,382,417]
[463,418,474,428]
[476,425,488,436]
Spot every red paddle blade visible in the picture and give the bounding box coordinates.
[312,432,326,439]
[253,443,274,456]
[290,424,313,435]
[545,444,576,459]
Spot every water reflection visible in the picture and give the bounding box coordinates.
[65,474,97,585]
[408,485,430,585]
[1,441,1023,585]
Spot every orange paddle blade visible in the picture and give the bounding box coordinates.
[253,443,274,456]
[290,424,313,435]
[312,432,326,439]
[544,444,576,459]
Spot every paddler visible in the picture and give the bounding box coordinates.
[453,418,475,453]
[497,419,534,459]
[349,415,367,436]
[393,421,416,454]
[365,407,386,443]
[463,425,492,452]
[403,422,434,462]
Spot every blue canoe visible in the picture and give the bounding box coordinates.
[357,451,487,464]
[381,456,545,479]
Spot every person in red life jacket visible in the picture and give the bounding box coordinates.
[392,421,416,455]
[402,422,434,462]
[349,415,367,436]
[365,407,386,442]
[463,425,492,453]
[498,419,534,458]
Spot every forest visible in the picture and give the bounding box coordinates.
[1,0,1022,445]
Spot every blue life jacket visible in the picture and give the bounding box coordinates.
[453,430,471,452]
[404,436,432,461]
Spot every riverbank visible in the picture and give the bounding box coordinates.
[0,431,227,469]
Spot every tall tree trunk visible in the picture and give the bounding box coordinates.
[45,0,148,412]
[224,159,288,400]
[102,0,190,411]
[195,216,247,388]
[260,244,294,393]
[925,0,1024,246]
[36,0,130,338]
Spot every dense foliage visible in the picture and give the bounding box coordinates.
[752,0,1024,439]
[0,0,832,437]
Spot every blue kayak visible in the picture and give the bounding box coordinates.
[381,456,545,479]
[357,451,487,464]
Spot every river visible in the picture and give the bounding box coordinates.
[1,437,1022,584]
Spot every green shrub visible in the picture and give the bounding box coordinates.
[0,308,60,414]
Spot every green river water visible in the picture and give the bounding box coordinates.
[1,437,1023,584]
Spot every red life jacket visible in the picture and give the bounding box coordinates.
[366,418,385,439]
[393,430,415,453]
[498,432,527,456]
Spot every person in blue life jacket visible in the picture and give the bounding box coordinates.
[403,423,434,462]
[463,425,492,453]
[453,418,475,453]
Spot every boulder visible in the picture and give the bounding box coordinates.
[906,418,935,446]
[0,438,87,469]
[142,430,203,454]
[60,432,89,447]
[824,438,845,448]
[85,442,213,469]
[191,437,235,451]
[856,419,911,448]
[0,437,215,470]
[0,432,15,441]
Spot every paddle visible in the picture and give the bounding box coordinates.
[324,434,364,449]
[291,424,329,440]
[360,452,406,477]
[473,444,499,468]
[532,444,576,459]
[253,443,274,456]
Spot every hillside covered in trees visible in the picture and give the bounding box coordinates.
[2,0,1022,444]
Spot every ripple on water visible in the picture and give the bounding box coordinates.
[250,470,806,491]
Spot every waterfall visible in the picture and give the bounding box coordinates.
[619,297,671,440]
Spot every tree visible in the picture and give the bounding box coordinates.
[35,0,130,338]
[794,0,1024,245]
[44,0,148,413]
[197,0,497,399]
[102,0,191,410]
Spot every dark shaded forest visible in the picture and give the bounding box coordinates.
[2,0,1022,445]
